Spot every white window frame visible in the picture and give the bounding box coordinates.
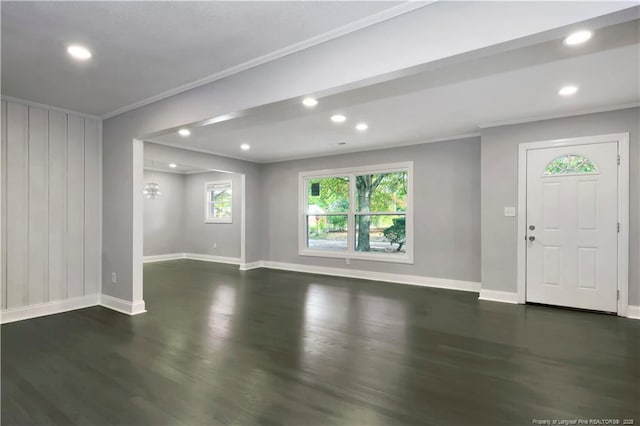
[205,180,233,223]
[298,161,414,264]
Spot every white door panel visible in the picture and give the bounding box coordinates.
[526,142,618,312]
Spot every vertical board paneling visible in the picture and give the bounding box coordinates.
[27,108,48,304]
[66,115,85,298]
[84,118,100,295]
[6,102,28,308]
[48,111,67,301]
[1,101,7,309]
[2,100,102,314]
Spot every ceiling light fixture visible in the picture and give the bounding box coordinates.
[563,30,593,46]
[302,97,318,107]
[331,114,346,123]
[355,123,368,131]
[558,85,578,96]
[143,183,161,199]
[169,163,177,168]
[67,44,92,60]
[178,128,191,137]
[240,144,251,151]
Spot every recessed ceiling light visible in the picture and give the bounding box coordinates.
[558,85,578,96]
[240,144,251,151]
[355,123,368,131]
[67,44,92,60]
[302,97,318,107]
[178,128,191,137]
[331,114,346,123]
[563,30,592,46]
[169,163,177,168]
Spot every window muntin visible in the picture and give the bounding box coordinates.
[300,163,412,263]
[543,154,598,176]
[205,180,232,223]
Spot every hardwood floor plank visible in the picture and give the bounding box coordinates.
[2,260,639,425]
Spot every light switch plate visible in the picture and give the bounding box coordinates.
[504,207,516,217]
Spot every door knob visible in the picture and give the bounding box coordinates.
[528,236,535,241]
[529,225,535,230]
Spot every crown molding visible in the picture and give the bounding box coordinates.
[478,102,640,129]
[101,1,434,120]
[1,95,101,120]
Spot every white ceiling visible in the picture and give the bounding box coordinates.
[143,159,208,175]
[1,1,406,116]
[148,19,640,163]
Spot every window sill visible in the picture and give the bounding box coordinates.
[298,249,413,264]
[205,219,232,224]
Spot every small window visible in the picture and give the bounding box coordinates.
[205,180,232,223]
[543,154,598,176]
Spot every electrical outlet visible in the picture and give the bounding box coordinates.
[111,272,117,284]
[504,207,516,217]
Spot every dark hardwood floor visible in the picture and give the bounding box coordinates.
[2,260,639,425]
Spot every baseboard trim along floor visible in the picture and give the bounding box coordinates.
[1,294,147,324]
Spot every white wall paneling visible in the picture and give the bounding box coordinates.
[84,119,101,296]
[1,102,7,309]
[48,111,67,302]
[27,107,48,305]
[1,99,102,314]
[67,115,85,298]
[6,101,28,308]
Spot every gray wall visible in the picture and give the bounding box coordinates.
[262,137,482,283]
[143,170,184,256]
[101,4,618,303]
[183,171,242,258]
[481,107,639,305]
[1,100,101,310]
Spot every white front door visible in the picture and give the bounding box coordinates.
[526,142,619,312]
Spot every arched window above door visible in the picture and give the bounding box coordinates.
[543,154,598,176]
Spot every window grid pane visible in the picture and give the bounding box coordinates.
[306,214,348,251]
[356,172,407,213]
[355,214,406,254]
[307,176,349,214]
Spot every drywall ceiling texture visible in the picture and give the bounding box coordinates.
[103,3,635,304]
[0,1,398,116]
[262,136,481,283]
[143,171,185,257]
[480,107,639,306]
[149,18,640,163]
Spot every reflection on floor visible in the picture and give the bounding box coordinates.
[2,260,639,425]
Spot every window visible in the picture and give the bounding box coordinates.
[205,180,232,223]
[300,162,413,263]
[543,154,598,176]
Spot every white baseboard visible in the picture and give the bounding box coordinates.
[143,253,186,263]
[0,294,100,324]
[100,294,146,315]
[239,261,265,271]
[184,253,240,265]
[625,305,640,319]
[478,289,519,304]
[258,261,480,292]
